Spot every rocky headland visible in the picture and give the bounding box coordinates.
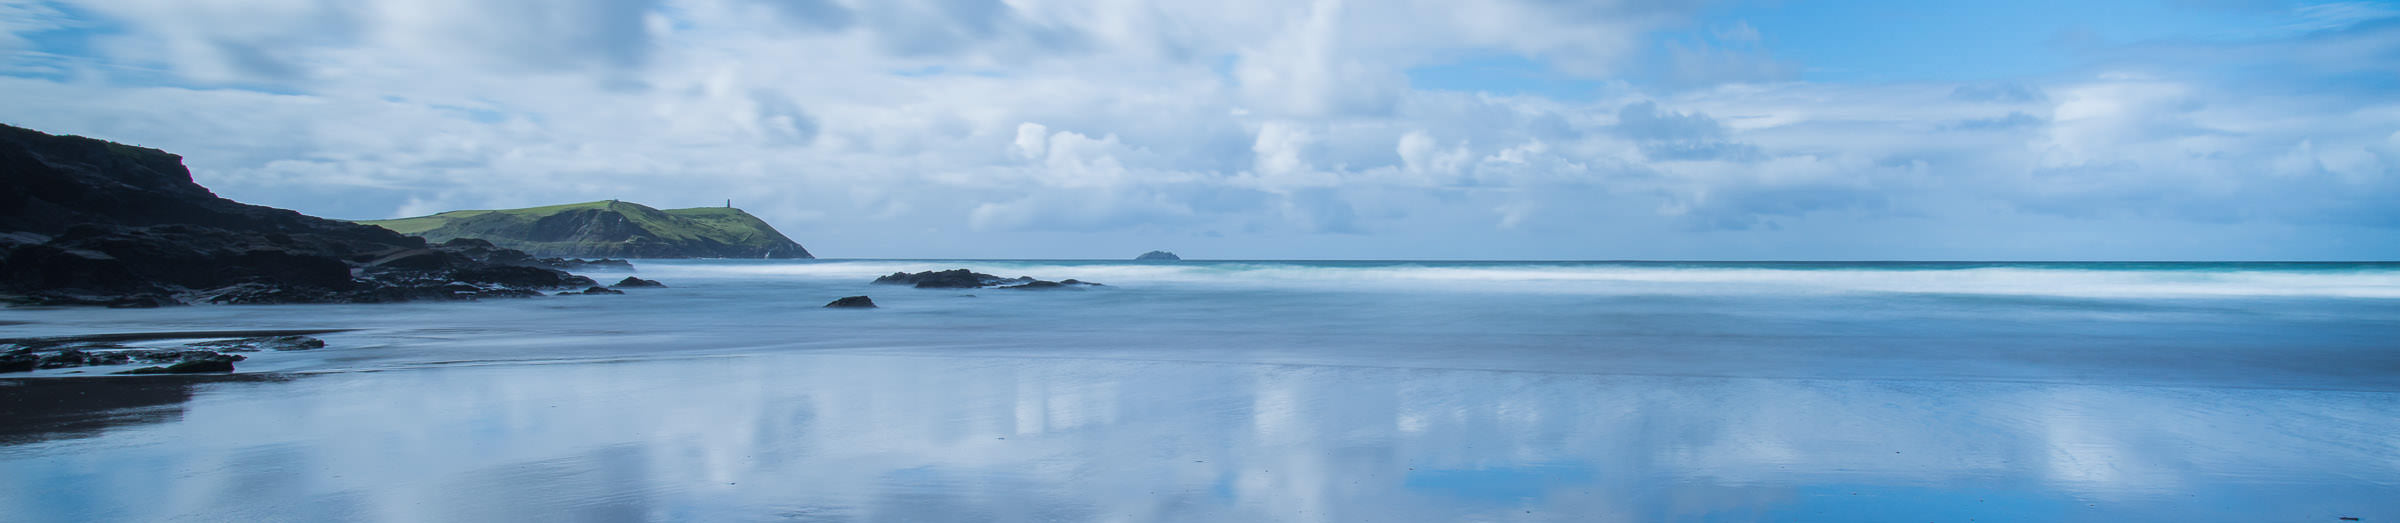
[0,123,606,306]
[358,200,812,259]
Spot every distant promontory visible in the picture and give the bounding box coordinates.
[1135,250,1181,261]
[359,201,812,259]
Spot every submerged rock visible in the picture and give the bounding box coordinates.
[36,349,89,368]
[118,358,235,374]
[453,266,598,289]
[186,335,325,352]
[112,350,244,374]
[132,350,239,363]
[613,276,666,288]
[82,351,132,365]
[825,296,877,308]
[561,286,625,295]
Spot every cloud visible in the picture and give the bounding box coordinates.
[967,188,1199,232]
[1944,111,2046,131]
[1251,121,1317,178]
[1010,122,1049,159]
[1950,83,2049,103]
[750,0,855,32]
[1612,101,1764,162]
[856,0,1085,58]
[0,0,2394,258]
[1657,39,1794,89]
[1396,131,1472,178]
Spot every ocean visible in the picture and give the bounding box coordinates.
[2,260,2396,521]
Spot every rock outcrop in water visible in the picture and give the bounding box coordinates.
[871,269,1104,290]
[0,123,596,306]
[357,200,812,259]
[5,345,250,374]
[824,296,877,308]
[2,333,333,374]
[546,257,635,271]
[117,353,241,374]
[1135,250,1181,261]
[874,269,1019,288]
[612,276,665,288]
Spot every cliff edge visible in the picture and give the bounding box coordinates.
[0,123,595,306]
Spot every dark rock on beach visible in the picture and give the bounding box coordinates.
[825,296,877,308]
[37,348,90,368]
[613,276,666,288]
[0,124,599,306]
[0,350,37,373]
[132,350,243,364]
[86,351,132,365]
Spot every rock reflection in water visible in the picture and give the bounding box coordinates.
[0,374,289,445]
[0,353,2393,522]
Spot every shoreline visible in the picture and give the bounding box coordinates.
[0,329,357,346]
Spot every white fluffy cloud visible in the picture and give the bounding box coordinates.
[2,0,2395,258]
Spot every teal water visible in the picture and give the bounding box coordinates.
[2,260,2396,521]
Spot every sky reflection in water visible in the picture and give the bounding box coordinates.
[2,352,2392,522]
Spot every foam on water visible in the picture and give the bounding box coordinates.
[634,260,2400,299]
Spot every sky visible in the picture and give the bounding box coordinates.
[2,0,2396,260]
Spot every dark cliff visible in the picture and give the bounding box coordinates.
[0,123,594,306]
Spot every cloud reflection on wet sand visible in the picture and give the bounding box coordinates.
[2,352,2392,522]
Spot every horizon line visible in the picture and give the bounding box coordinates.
[743,258,2400,264]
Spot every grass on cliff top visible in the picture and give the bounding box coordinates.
[357,201,788,246]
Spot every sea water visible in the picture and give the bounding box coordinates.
[1,260,2395,521]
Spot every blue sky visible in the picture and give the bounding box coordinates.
[2,0,2396,260]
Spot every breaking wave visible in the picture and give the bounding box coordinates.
[632,260,2400,299]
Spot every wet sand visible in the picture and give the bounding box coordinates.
[1,351,2393,522]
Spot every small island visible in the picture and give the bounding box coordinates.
[1134,250,1181,261]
